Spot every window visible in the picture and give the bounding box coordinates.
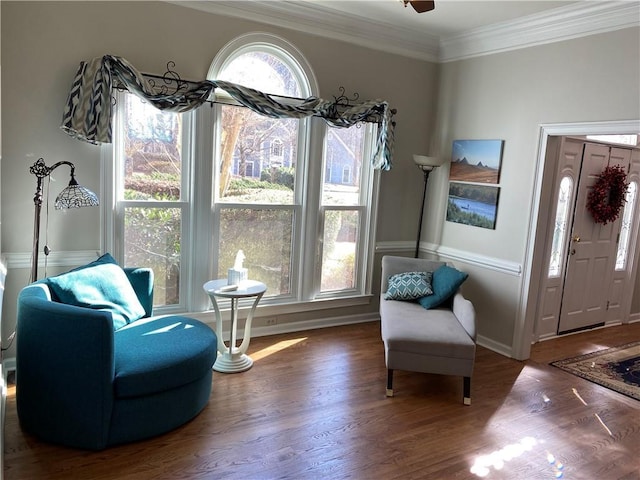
[320,125,373,292]
[615,181,637,271]
[342,165,352,184]
[549,176,573,278]
[110,94,192,309]
[211,35,378,302]
[271,138,284,163]
[108,33,379,313]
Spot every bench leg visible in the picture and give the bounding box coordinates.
[386,369,394,397]
[463,376,471,405]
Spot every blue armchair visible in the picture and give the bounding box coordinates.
[16,256,217,450]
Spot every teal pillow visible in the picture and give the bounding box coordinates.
[46,260,145,330]
[384,271,433,301]
[418,265,468,310]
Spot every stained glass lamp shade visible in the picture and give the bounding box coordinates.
[30,158,99,281]
[55,176,99,209]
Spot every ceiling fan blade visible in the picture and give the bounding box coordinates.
[406,1,435,13]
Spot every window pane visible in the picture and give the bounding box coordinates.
[219,51,301,97]
[616,181,637,271]
[549,176,573,277]
[218,208,293,296]
[218,105,298,205]
[320,210,359,292]
[124,207,182,307]
[123,95,183,201]
[323,126,365,206]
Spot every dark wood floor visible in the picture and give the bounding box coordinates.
[4,321,640,479]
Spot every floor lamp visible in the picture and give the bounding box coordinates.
[413,154,445,258]
[30,158,99,282]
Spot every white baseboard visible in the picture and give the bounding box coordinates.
[190,312,380,341]
[252,313,379,338]
[477,335,513,358]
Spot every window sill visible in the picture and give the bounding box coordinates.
[256,294,374,317]
[191,293,374,321]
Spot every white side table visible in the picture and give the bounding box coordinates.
[203,279,267,373]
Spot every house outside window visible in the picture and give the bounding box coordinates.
[107,33,379,313]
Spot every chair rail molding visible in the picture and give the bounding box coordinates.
[375,241,522,277]
[434,244,522,276]
[375,241,414,254]
[5,250,100,271]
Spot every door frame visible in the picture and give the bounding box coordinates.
[514,119,640,360]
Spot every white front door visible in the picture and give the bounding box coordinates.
[557,144,631,333]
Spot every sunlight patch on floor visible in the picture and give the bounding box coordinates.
[250,337,307,361]
[470,366,567,478]
[571,388,613,436]
[469,437,565,478]
[572,387,588,406]
[594,413,613,437]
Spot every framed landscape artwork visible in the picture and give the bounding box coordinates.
[449,139,504,184]
[446,182,500,230]
[446,139,504,230]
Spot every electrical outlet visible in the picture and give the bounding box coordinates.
[265,318,277,326]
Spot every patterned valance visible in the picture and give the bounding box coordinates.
[61,55,395,170]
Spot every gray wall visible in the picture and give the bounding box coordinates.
[0,1,438,358]
[429,27,640,356]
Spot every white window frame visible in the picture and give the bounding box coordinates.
[102,94,196,314]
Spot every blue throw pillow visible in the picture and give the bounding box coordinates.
[46,258,145,330]
[418,265,468,310]
[384,271,433,301]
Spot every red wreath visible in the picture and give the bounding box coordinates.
[586,165,629,225]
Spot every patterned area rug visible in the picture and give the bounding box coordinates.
[551,341,640,401]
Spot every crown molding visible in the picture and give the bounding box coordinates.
[170,1,441,62]
[170,1,639,64]
[439,1,640,62]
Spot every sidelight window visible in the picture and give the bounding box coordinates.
[615,181,637,271]
[549,176,573,278]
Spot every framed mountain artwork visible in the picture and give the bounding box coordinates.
[449,139,504,184]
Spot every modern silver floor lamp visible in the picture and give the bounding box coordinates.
[30,158,99,281]
[413,154,446,258]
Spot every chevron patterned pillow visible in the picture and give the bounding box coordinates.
[384,271,433,301]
